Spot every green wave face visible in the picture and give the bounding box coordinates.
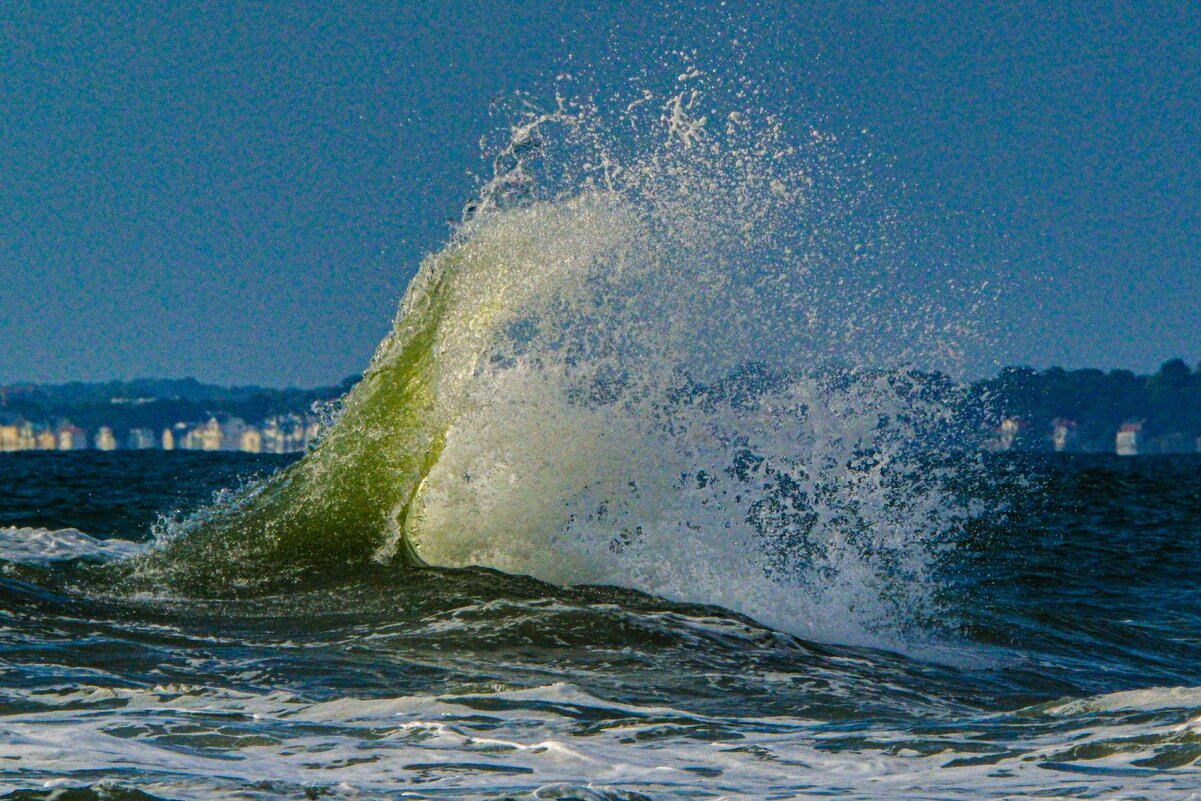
[128,265,449,595]
[126,197,633,596]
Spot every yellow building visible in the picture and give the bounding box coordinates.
[0,423,36,451]
[238,428,263,453]
[0,425,20,452]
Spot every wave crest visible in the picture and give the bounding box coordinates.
[122,73,987,648]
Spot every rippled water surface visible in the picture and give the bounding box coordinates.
[1,452,1199,799]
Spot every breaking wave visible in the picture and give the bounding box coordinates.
[119,69,986,649]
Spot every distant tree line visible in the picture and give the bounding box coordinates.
[3,361,1200,453]
[0,376,358,434]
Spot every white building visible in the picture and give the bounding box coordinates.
[259,415,317,453]
[182,418,223,451]
[1116,422,1143,456]
[94,426,117,451]
[56,425,87,451]
[261,419,287,453]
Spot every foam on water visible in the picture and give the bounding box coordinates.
[0,527,144,567]
[3,679,1200,800]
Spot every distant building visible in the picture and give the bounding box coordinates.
[258,414,318,454]
[261,419,286,454]
[127,428,156,450]
[182,418,223,451]
[238,428,263,453]
[94,426,117,451]
[1051,418,1079,453]
[56,425,87,451]
[0,422,36,452]
[219,418,252,453]
[1116,421,1143,456]
[0,403,320,456]
[998,417,1025,451]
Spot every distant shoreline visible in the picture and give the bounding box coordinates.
[3,359,1199,456]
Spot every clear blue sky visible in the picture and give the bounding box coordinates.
[2,1,1198,386]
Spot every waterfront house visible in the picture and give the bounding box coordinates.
[1116,421,1143,456]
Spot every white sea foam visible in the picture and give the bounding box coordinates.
[1,681,1199,800]
[379,79,989,652]
[0,526,144,567]
[1047,686,1201,716]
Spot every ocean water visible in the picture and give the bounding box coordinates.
[4,72,1199,798]
[0,451,1199,799]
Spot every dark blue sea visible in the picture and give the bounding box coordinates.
[0,451,1199,799]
